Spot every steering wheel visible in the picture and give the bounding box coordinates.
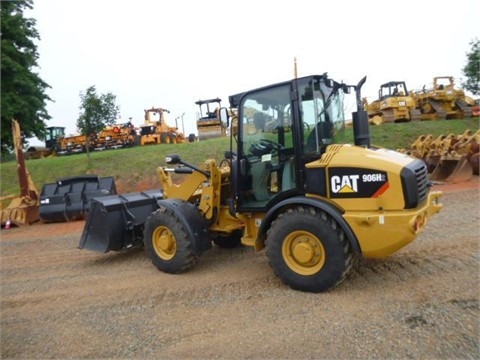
[259,139,283,151]
[250,139,283,157]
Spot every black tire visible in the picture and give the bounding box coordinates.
[169,133,177,144]
[143,207,197,273]
[160,133,170,144]
[266,206,352,293]
[212,230,243,248]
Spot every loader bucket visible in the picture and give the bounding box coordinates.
[78,189,163,253]
[39,175,116,222]
[429,155,473,183]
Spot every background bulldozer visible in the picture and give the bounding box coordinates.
[362,81,420,125]
[195,98,228,140]
[413,76,473,120]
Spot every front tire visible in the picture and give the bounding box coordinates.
[143,207,197,273]
[266,206,352,293]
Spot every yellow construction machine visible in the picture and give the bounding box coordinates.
[413,76,473,120]
[139,107,194,145]
[93,122,136,150]
[79,73,443,293]
[363,81,421,125]
[195,98,228,140]
[1,120,40,226]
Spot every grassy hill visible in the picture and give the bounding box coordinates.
[1,118,478,200]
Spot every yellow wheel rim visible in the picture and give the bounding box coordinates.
[152,226,176,260]
[282,230,326,275]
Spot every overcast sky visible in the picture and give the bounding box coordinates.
[26,0,479,143]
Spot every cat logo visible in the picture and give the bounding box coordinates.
[328,168,389,198]
[331,175,359,193]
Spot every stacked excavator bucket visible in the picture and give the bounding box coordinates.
[400,129,480,183]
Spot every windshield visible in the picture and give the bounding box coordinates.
[297,76,346,154]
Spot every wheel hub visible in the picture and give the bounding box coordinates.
[292,241,314,264]
[283,231,326,275]
[152,226,176,260]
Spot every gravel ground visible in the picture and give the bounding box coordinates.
[0,180,479,359]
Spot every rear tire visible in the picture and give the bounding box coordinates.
[143,207,197,273]
[266,206,352,293]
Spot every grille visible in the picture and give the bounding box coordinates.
[401,159,429,209]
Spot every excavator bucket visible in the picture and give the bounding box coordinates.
[78,189,163,252]
[429,155,473,183]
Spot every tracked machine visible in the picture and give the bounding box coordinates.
[363,81,421,124]
[79,73,443,293]
[413,76,473,120]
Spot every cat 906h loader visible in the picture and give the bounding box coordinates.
[79,73,443,293]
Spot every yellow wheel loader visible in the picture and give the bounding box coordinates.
[139,107,194,145]
[79,74,443,293]
[363,81,420,124]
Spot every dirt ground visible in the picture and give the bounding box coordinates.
[1,177,479,359]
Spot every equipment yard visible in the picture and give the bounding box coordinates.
[1,178,478,359]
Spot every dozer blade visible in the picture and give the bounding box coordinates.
[429,155,473,183]
[78,189,163,253]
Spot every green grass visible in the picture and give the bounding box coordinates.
[1,118,478,199]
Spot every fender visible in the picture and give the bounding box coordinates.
[257,196,361,254]
[157,199,212,256]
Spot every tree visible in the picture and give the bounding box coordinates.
[1,0,52,154]
[77,85,119,161]
[461,38,480,95]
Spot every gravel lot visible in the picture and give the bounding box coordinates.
[1,179,479,359]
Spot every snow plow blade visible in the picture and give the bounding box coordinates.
[78,189,163,253]
[429,155,473,183]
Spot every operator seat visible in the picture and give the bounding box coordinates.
[305,121,333,152]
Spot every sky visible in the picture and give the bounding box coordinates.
[26,0,479,145]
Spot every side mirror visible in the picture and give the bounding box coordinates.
[165,154,181,165]
[219,107,229,126]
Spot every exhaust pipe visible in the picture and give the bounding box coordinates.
[352,76,370,148]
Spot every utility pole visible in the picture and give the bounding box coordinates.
[181,112,185,134]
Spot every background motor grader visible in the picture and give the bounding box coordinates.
[79,73,442,293]
[362,81,421,124]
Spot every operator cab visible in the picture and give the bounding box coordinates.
[228,74,348,211]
